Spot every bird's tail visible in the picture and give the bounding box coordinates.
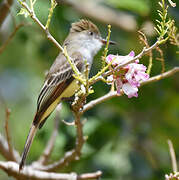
[19,123,38,170]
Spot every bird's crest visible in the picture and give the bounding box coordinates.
[70,19,100,35]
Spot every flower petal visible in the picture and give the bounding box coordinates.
[122,83,138,98]
[107,75,114,84]
[129,51,135,57]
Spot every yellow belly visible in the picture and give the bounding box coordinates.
[40,79,79,121]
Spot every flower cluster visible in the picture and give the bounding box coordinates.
[106,51,149,98]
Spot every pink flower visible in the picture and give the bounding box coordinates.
[106,51,149,98]
[122,82,138,98]
[106,51,135,66]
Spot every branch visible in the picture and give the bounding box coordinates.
[168,139,178,172]
[0,0,13,27]
[0,23,24,54]
[0,134,20,162]
[90,40,160,85]
[18,1,82,77]
[4,108,18,162]
[141,67,179,85]
[36,110,85,172]
[57,0,137,32]
[0,161,102,180]
[83,67,179,113]
[18,0,63,52]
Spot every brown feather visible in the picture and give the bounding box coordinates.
[70,19,100,35]
[20,21,90,169]
[19,124,38,170]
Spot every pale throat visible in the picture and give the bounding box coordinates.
[78,39,102,65]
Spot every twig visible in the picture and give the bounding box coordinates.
[156,46,165,73]
[90,40,160,85]
[35,93,87,172]
[37,110,60,165]
[0,134,20,162]
[4,108,17,162]
[0,161,102,180]
[18,0,64,52]
[77,171,102,180]
[0,23,24,54]
[83,91,119,114]
[168,139,178,172]
[18,0,82,80]
[45,0,57,29]
[36,110,85,172]
[83,67,179,113]
[138,31,153,75]
[101,24,111,68]
[141,67,179,85]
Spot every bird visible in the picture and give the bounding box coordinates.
[19,19,115,170]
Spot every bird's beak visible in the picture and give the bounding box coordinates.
[101,38,116,45]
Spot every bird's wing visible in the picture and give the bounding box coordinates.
[36,52,84,120]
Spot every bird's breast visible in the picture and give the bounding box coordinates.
[78,47,93,65]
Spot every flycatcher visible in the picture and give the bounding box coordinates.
[19,19,114,170]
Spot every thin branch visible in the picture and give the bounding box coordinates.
[138,31,153,75]
[0,23,24,54]
[141,67,179,85]
[156,46,165,73]
[0,134,20,162]
[101,24,112,68]
[36,111,85,172]
[109,40,159,74]
[90,40,160,85]
[34,66,179,172]
[4,108,17,162]
[77,171,102,180]
[83,91,119,114]
[18,0,82,79]
[37,110,60,165]
[18,0,63,52]
[168,139,178,172]
[0,161,102,180]
[45,0,57,29]
[83,67,179,113]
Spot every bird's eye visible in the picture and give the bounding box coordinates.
[89,31,93,36]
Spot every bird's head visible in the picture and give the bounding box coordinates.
[65,19,115,56]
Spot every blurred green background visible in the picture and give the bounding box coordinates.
[0,0,179,179]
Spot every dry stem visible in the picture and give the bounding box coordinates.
[0,23,24,54]
[83,67,179,113]
[168,139,178,172]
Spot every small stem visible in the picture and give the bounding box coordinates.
[147,55,153,74]
[30,0,34,12]
[45,0,57,29]
[168,139,178,172]
[4,108,17,162]
[18,1,64,51]
[101,24,111,68]
[63,46,83,83]
[0,23,24,54]
[89,61,113,85]
[83,67,179,113]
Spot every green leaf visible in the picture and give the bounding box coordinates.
[154,27,160,35]
[17,8,29,18]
